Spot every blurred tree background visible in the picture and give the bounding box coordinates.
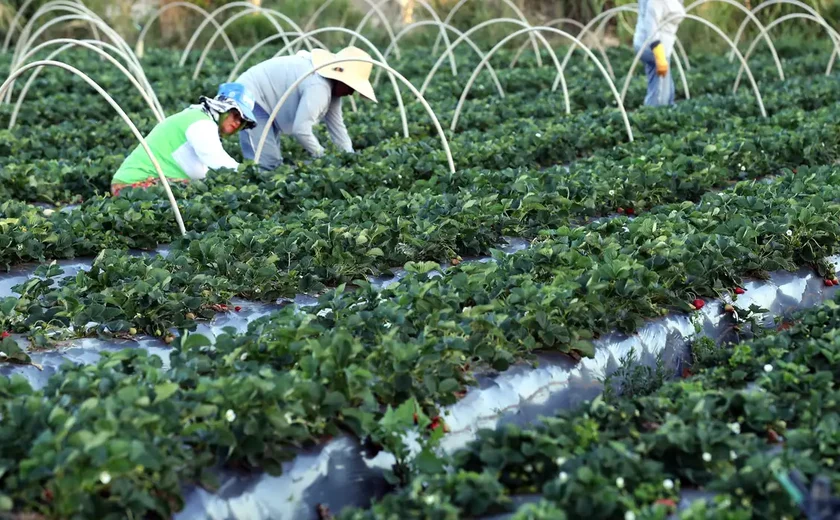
[0,0,837,53]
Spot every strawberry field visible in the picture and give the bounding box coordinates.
[2,2,840,519]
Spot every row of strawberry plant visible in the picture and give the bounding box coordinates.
[1,161,840,518]
[3,98,840,341]
[338,291,840,519]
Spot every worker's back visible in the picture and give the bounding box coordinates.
[236,53,332,136]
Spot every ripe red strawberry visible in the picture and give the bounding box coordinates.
[234,306,242,312]
[734,287,745,295]
[625,208,635,216]
[825,279,834,287]
[767,429,781,444]
[413,413,418,425]
[691,298,705,310]
[655,499,677,508]
[616,207,625,214]
[1,331,9,339]
[682,367,693,379]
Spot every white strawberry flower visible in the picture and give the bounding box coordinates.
[616,477,625,488]
[764,364,773,373]
[663,478,674,490]
[99,471,112,485]
[225,409,237,422]
[559,471,569,483]
[785,230,793,237]
[728,422,741,435]
[703,452,712,462]
[625,512,636,520]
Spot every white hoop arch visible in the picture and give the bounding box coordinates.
[420,18,561,97]
[226,32,328,82]
[621,13,767,118]
[12,2,129,65]
[729,0,822,61]
[432,0,543,67]
[134,1,236,60]
[507,18,607,72]
[9,39,165,129]
[188,7,293,75]
[3,0,97,54]
[376,21,504,98]
[254,57,455,174]
[0,60,186,235]
[561,5,691,82]
[684,0,784,81]
[303,0,400,59]
[189,7,300,80]
[451,26,634,143]
[8,12,158,114]
[224,27,410,139]
[348,0,457,76]
[178,2,310,67]
[735,13,840,92]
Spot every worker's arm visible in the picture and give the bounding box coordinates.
[324,97,354,154]
[184,119,239,179]
[291,83,331,157]
[648,0,685,73]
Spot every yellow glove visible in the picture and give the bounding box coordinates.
[650,41,669,77]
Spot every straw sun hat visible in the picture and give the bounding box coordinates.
[312,46,378,103]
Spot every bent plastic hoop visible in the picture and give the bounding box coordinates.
[451,26,633,144]
[254,57,455,174]
[421,18,561,96]
[432,0,543,67]
[729,0,821,61]
[0,60,186,236]
[135,1,236,60]
[735,13,840,90]
[9,39,165,128]
[303,0,400,59]
[377,21,504,98]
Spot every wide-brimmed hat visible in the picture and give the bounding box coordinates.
[311,46,377,103]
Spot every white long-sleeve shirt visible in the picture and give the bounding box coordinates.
[173,118,239,180]
[633,0,686,57]
[236,53,354,157]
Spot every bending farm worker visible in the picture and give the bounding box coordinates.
[633,0,686,107]
[235,46,377,170]
[111,83,257,196]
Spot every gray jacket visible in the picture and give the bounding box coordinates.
[236,52,353,157]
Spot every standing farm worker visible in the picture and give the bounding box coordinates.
[235,46,377,170]
[110,83,257,196]
[633,0,686,107]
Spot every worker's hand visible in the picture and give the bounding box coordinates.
[650,41,669,77]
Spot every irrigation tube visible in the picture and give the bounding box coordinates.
[377,21,504,98]
[734,13,840,90]
[0,60,186,236]
[253,57,455,174]
[134,1,236,61]
[178,2,310,67]
[451,26,634,144]
[684,0,784,82]
[349,0,457,76]
[620,13,767,118]
[729,0,822,62]
[7,14,161,115]
[8,39,165,129]
[420,18,561,96]
[432,0,543,68]
[236,27,410,139]
[303,0,400,60]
